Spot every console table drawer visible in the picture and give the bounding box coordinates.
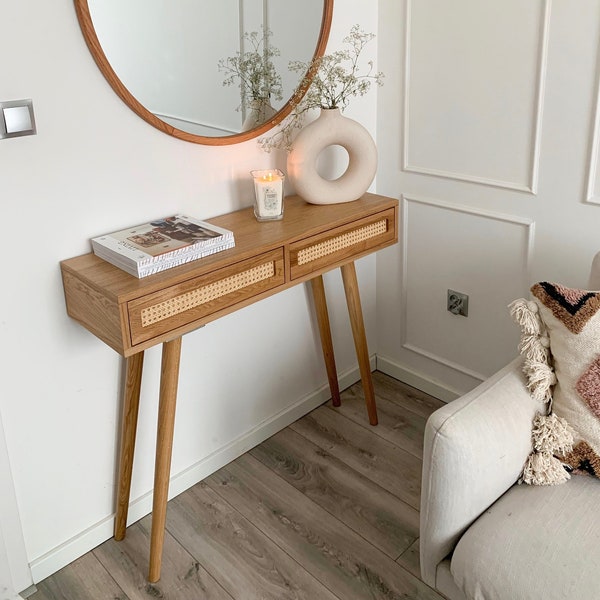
[289,208,396,280]
[127,249,284,346]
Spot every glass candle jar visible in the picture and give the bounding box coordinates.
[251,169,285,221]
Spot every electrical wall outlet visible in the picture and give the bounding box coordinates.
[447,290,469,317]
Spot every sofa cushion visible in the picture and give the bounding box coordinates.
[511,282,600,482]
[450,474,600,600]
[531,283,600,477]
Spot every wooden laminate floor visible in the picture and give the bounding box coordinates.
[29,371,446,600]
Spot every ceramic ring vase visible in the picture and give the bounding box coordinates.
[287,108,377,205]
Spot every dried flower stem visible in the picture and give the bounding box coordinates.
[259,25,384,152]
[219,28,283,113]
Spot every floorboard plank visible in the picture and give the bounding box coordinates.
[207,454,444,600]
[28,371,446,600]
[372,372,446,419]
[290,405,422,510]
[331,384,429,459]
[250,427,419,559]
[93,520,233,600]
[166,481,339,600]
[30,553,128,600]
[397,538,421,580]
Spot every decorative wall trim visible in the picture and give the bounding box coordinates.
[586,105,600,203]
[402,0,551,193]
[153,112,236,137]
[586,38,600,204]
[400,194,535,380]
[402,342,487,383]
[28,359,373,584]
[0,408,32,596]
[376,354,459,403]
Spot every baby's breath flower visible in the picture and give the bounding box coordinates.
[219,28,283,114]
[260,25,384,152]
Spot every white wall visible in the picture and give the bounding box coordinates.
[0,0,378,588]
[0,407,28,598]
[376,0,600,400]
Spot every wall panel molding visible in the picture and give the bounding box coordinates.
[401,341,488,382]
[400,195,535,380]
[403,0,551,193]
[586,38,600,205]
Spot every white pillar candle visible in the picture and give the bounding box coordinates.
[251,169,285,221]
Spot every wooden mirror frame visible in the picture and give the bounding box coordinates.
[73,0,334,146]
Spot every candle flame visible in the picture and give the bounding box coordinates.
[252,169,283,182]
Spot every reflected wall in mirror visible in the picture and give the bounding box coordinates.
[74,0,333,145]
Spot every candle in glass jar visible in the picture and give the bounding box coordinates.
[251,169,285,221]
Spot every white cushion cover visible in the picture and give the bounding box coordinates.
[451,474,600,600]
[529,283,600,476]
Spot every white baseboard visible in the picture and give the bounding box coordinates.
[19,584,36,598]
[28,362,370,584]
[375,355,459,403]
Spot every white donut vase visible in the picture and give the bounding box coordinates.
[287,108,377,205]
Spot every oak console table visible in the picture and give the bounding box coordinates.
[60,192,398,582]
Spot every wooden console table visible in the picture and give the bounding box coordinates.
[60,193,398,582]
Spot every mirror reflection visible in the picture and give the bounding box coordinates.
[218,28,283,132]
[86,0,325,139]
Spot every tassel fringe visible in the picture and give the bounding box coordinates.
[531,413,573,455]
[509,296,574,486]
[509,298,542,335]
[520,412,573,485]
[518,333,550,364]
[521,451,571,486]
[523,360,556,403]
[510,298,556,404]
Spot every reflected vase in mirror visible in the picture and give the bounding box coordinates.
[242,99,278,132]
[219,28,282,132]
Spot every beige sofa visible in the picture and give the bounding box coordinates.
[420,254,600,600]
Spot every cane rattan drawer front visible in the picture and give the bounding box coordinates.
[127,249,284,346]
[289,207,396,280]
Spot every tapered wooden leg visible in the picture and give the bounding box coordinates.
[310,276,341,406]
[114,351,144,541]
[148,337,182,583]
[340,262,378,425]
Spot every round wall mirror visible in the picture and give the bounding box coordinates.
[74,0,333,145]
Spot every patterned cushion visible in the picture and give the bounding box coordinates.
[530,283,600,477]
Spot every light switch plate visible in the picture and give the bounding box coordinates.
[0,99,36,139]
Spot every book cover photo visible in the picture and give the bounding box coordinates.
[93,215,231,259]
[91,214,235,277]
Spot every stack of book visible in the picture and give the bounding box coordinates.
[91,214,235,278]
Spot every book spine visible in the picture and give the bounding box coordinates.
[93,234,235,268]
[136,240,236,277]
[142,233,235,265]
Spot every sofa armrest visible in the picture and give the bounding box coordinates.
[419,358,541,588]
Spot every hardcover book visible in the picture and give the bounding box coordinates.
[91,215,235,278]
